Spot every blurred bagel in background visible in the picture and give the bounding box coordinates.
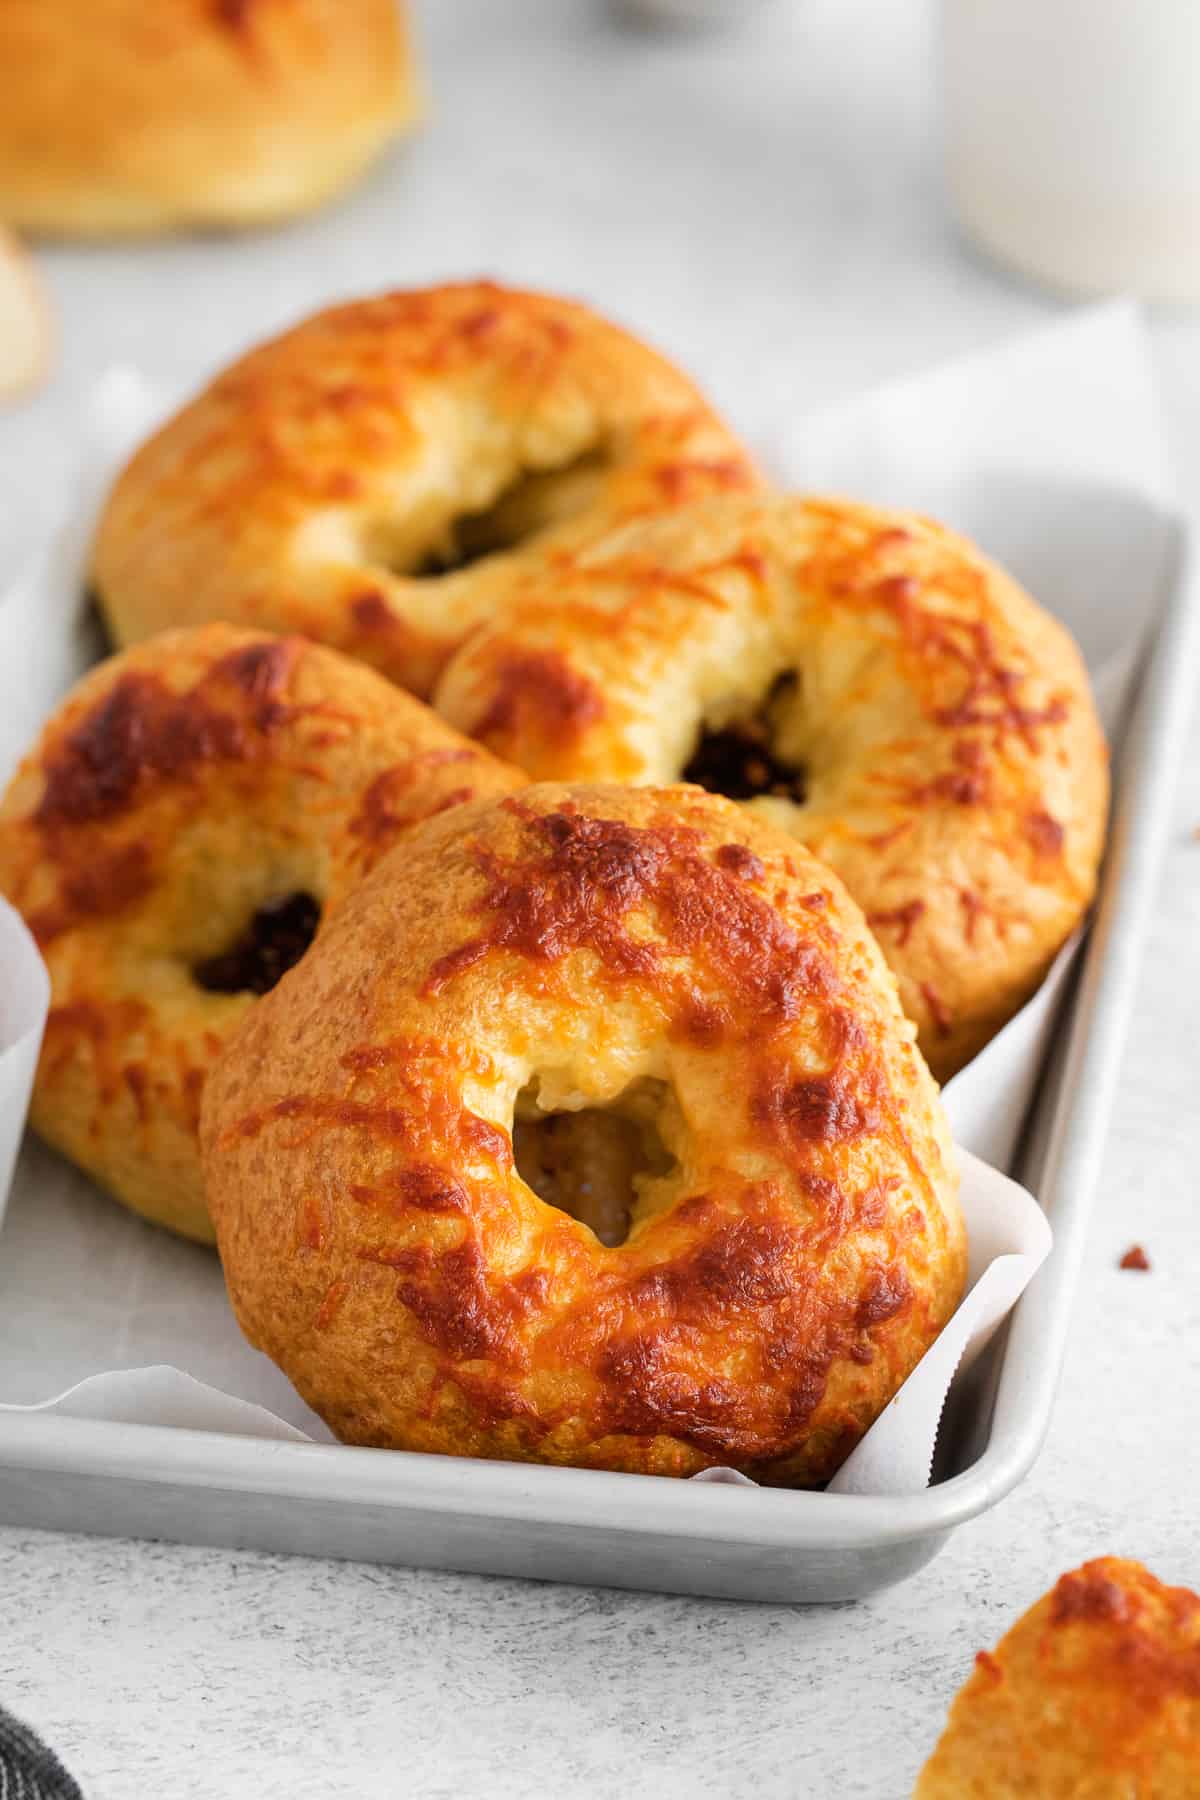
[0,0,423,237]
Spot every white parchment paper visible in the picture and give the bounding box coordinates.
[0,303,1177,1495]
[0,900,48,1219]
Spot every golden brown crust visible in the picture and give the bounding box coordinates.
[434,495,1109,1080]
[916,1558,1200,1796]
[0,625,521,1242]
[0,227,53,400]
[200,782,966,1482]
[91,282,761,695]
[0,0,421,237]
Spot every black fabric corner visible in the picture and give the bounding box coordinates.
[0,1705,84,1800]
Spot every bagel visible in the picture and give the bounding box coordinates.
[90,282,760,697]
[200,783,966,1483]
[0,0,421,237]
[434,495,1108,1081]
[0,624,521,1242]
[916,1558,1200,1796]
[0,227,52,401]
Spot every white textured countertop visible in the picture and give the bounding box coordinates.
[1,4,1199,1796]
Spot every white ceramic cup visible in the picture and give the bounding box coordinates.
[941,0,1200,302]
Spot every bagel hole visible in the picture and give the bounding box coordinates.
[192,891,321,997]
[683,671,807,804]
[512,1076,678,1248]
[410,447,613,577]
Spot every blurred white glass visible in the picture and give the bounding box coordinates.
[941,0,1200,302]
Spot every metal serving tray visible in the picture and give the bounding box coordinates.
[0,519,1191,1604]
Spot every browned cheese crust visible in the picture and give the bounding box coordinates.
[916,1558,1200,1796]
[434,496,1109,1080]
[201,782,966,1483]
[0,0,422,236]
[0,624,522,1241]
[91,282,761,696]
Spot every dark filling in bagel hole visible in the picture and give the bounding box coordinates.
[411,448,612,577]
[682,672,806,804]
[513,1078,677,1248]
[193,892,321,997]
